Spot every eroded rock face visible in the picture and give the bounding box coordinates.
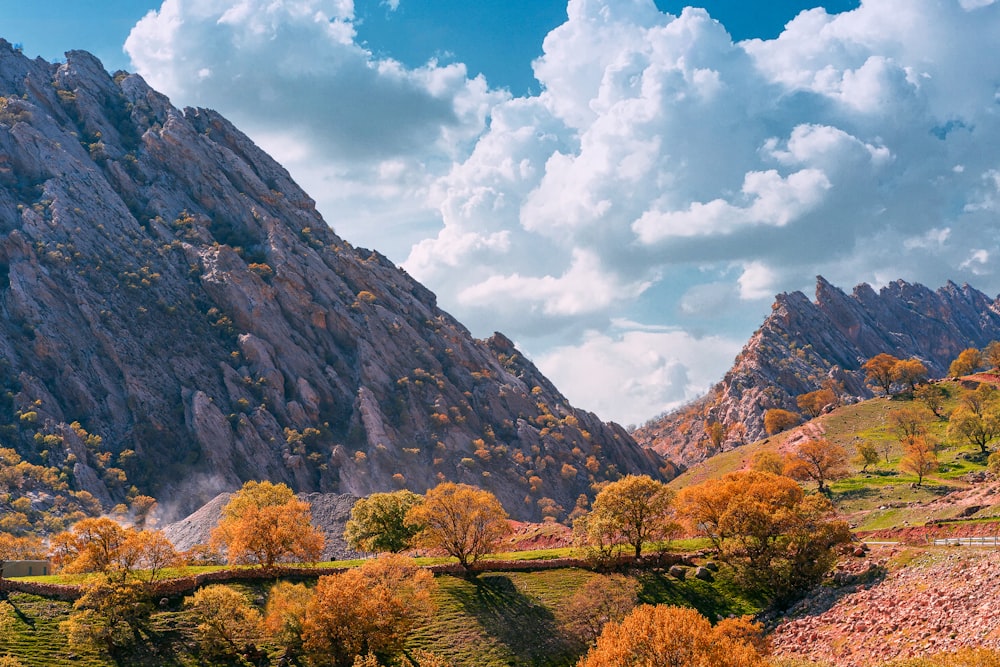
[0,42,666,521]
[636,276,1000,467]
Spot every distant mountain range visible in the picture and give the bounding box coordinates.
[0,41,667,523]
[634,276,1000,467]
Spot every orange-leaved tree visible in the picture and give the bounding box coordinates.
[301,554,436,667]
[796,388,837,419]
[210,480,324,568]
[583,475,677,559]
[863,353,901,395]
[783,438,849,493]
[763,408,800,435]
[405,482,509,570]
[577,605,769,667]
[899,435,938,486]
[676,470,850,604]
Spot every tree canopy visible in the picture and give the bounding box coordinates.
[676,470,850,604]
[405,482,510,570]
[210,480,324,568]
[344,490,424,553]
[585,475,677,559]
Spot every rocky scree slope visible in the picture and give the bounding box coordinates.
[0,42,666,521]
[635,276,1000,467]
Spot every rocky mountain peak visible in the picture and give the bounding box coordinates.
[0,41,667,524]
[634,276,1000,468]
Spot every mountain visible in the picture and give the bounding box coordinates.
[635,276,1000,466]
[0,41,667,523]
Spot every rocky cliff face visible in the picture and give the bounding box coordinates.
[0,42,666,522]
[635,276,1000,467]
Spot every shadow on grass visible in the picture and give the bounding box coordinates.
[636,569,765,622]
[451,575,577,667]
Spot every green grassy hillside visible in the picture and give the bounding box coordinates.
[669,381,1000,533]
[0,566,759,667]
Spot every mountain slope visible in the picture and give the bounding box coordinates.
[0,41,666,522]
[636,276,1000,466]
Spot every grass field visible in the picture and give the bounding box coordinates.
[0,562,759,667]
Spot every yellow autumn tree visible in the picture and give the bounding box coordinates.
[301,554,436,667]
[405,482,510,570]
[210,480,324,568]
[576,605,769,667]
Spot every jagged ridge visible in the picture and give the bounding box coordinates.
[636,276,1000,467]
[0,41,667,522]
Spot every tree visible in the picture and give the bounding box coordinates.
[406,483,510,570]
[783,438,849,493]
[53,517,127,574]
[62,575,153,655]
[852,442,881,472]
[186,585,263,659]
[577,605,769,667]
[557,574,639,647]
[676,470,851,603]
[115,530,179,582]
[948,405,1000,454]
[210,480,324,568]
[264,581,312,660]
[899,436,938,486]
[796,389,837,419]
[302,554,436,667]
[950,348,985,377]
[863,353,901,395]
[985,341,1000,370]
[915,383,948,418]
[344,490,424,553]
[889,405,933,442]
[892,358,929,392]
[961,382,997,416]
[763,409,800,435]
[0,533,45,560]
[704,422,725,451]
[586,475,677,559]
[749,450,785,475]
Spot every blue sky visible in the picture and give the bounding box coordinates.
[3,0,1000,427]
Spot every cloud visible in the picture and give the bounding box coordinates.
[127,0,1000,424]
[534,324,743,428]
[126,0,506,254]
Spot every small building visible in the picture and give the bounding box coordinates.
[0,560,50,577]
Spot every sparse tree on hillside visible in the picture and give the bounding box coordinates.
[577,605,770,667]
[899,436,938,486]
[749,450,785,475]
[115,529,179,582]
[892,358,929,392]
[852,442,881,473]
[210,480,324,569]
[585,475,678,559]
[915,383,949,418]
[797,389,837,419]
[344,490,424,554]
[948,405,1000,454]
[783,438,850,493]
[950,348,985,377]
[864,353,901,395]
[676,470,851,602]
[52,517,127,574]
[704,421,725,451]
[985,341,1000,371]
[764,408,800,435]
[961,382,997,416]
[889,405,934,443]
[405,483,510,570]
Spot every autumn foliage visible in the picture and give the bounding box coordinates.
[406,482,510,569]
[577,605,769,667]
[676,470,850,603]
[210,480,324,568]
